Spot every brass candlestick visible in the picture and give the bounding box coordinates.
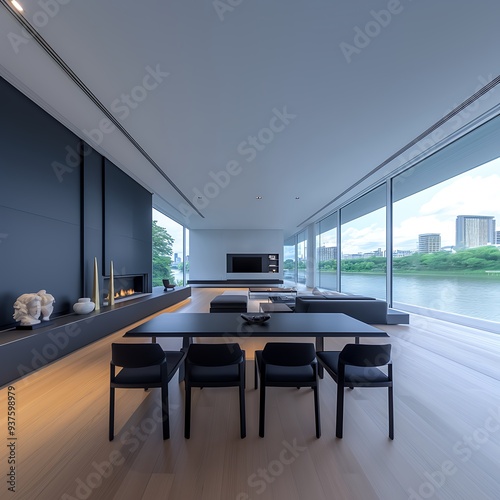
[92,257,100,311]
[109,260,115,305]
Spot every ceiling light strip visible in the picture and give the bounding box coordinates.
[0,0,204,219]
[298,74,500,228]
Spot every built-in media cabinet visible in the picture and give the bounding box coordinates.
[267,254,279,273]
[227,253,279,273]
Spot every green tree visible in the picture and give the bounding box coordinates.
[152,220,175,286]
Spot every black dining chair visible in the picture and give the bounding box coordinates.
[109,343,186,440]
[255,342,320,438]
[316,343,393,439]
[184,343,246,439]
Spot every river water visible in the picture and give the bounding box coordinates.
[292,271,500,322]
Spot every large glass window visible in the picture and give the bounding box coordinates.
[317,212,338,290]
[185,229,190,284]
[340,185,386,299]
[152,209,186,286]
[299,114,500,329]
[297,231,307,284]
[283,236,296,285]
[393,121,500,322]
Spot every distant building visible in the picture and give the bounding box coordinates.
[362,248,384,258]
[318,246,337,261]
[496,231,500,245]
[393,249,415,258]
[342,252,363,259]
[456,215,496,249]
[418,233,441,253]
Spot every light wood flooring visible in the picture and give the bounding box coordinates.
[1,287,499,500]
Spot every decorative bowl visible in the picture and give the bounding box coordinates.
[73,298,95,315]
[240,313,271,324]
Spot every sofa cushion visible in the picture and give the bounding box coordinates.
[297,294,375,301]
[294,297,388,324]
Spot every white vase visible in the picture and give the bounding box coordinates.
[73,298,96,315]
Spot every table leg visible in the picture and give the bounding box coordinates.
[178,336,193,381]
[316,337,324,379]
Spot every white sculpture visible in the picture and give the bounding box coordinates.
[37,289,55,321]
[13,293,42,326]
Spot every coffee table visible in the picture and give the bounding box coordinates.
[259,303,293,313]
[248,287,297,299]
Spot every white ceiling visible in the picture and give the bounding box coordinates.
[1,0,500,237]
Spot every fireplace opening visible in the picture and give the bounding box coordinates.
[102,274,148,304]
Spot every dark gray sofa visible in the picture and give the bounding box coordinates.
[294,296,409,325]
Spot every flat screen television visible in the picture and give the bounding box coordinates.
[230,256,262,273]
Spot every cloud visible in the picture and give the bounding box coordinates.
[421,173,500,218]
[342,224,385,254]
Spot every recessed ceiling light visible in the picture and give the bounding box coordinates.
[11,1,23,12]
[256,196,262,200]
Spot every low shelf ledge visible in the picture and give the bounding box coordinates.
[0,286,191,387]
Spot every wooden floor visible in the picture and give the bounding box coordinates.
[1,288,499,500]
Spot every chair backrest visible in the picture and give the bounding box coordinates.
[262,342,316,366]
[339,344,391,367]
[111,343,166,368]
[186,343,243,366]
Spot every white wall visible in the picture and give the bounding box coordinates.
[190,229,284,281]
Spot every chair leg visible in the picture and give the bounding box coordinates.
[388,385,394,440]
[161,383,170,440]
[239,381,246,439]
[254,359,258,389]
[109,387,115,441]
[313,385,321,438]
[259,383,266,438]
[336,383,344,438]
[184,383,191,439]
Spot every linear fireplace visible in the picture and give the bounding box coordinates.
[102,274,149,304]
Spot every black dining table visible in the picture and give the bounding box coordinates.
[124,312,389,351]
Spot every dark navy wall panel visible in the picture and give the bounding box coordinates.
[104,160,152,290]
[0,77,81,225]
[0,78,82,329]
[82,148,104,297]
